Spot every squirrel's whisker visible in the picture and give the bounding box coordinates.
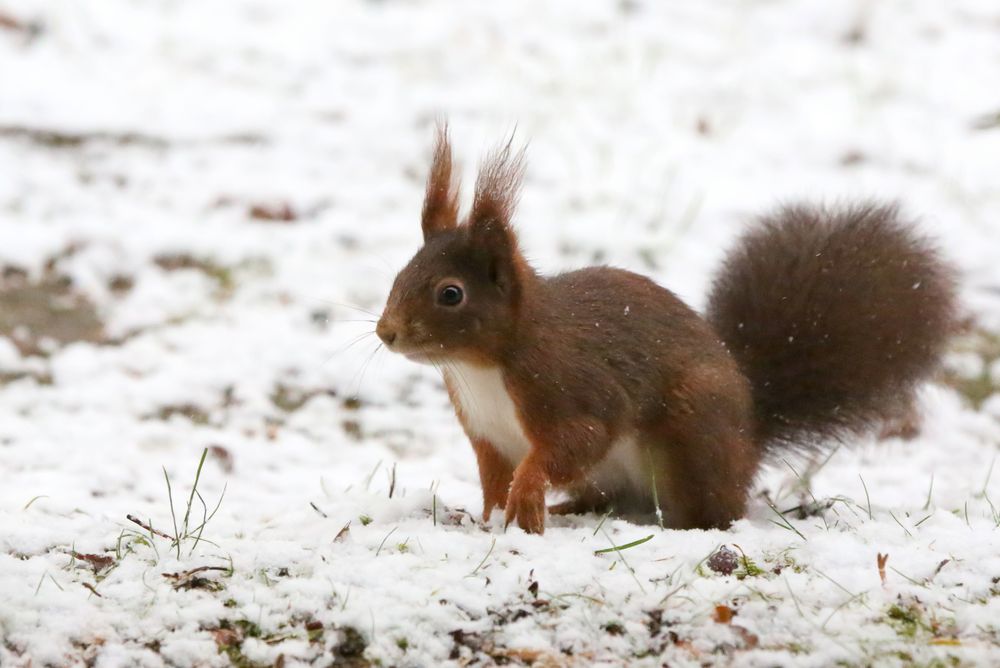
[316,299,381,319]
[326,330,376,364]
[351,343,384,398]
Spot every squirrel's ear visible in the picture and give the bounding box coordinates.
[421,125,460,242]
[468,139,526,299]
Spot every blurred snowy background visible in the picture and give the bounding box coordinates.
[1,1,999,666]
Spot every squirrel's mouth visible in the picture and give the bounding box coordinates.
[377,316,443,364]
[376,318,450,364]
[399,349,432,363]
[384,342,441,365]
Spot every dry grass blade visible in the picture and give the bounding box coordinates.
[467,537,496,577]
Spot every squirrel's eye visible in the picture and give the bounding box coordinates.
[438,285,464,307]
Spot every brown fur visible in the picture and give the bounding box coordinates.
[706,203,958,450]
[377,131,958,534]
[420,125,460,240]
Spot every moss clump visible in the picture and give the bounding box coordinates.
[886,602,922,638]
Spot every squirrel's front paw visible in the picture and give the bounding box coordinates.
[504,468,547,534]
[481,482,510,523]
[481,493,507,522]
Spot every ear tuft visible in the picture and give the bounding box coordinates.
[421,124,460,241]
[469,136,526,232]
[467,137,529,303]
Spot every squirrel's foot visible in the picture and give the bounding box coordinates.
[481,493,508,523]
[505,465,547,534]
[548,495,612,517]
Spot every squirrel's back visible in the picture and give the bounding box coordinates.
[706,202,957,451]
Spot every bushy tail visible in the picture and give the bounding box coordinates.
[706,202,957,451]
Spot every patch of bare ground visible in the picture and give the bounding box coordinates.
[0,264,104,357]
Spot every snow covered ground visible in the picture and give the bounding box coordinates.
[1,1,1000,665]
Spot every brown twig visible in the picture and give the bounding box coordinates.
[163,565,230,591]
[81,582,103,598]
[162,565,230,579]
[126,514,174,541]
[877,553,889,587]
[929,559,950,583]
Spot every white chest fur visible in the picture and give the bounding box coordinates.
[442,362,651,500]
[443,363,533,465]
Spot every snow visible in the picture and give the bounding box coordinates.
[1,0,1000,665]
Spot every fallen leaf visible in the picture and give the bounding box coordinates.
[211,628,241,648]
[249,202,297,222]
[208,444,234,473]
[72,552,115,573]
[733,625,759,648]
[334,522,351,542]
[713,604,734,624]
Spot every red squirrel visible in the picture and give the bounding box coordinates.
[376,128,957,534]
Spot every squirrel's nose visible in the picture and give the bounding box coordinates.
[376,318,398,346]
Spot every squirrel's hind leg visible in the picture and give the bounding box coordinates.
[653,429,759,529]
[652,367,761,529]
[548,485,614,516]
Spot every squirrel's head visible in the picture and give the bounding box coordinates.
[377,128,532,365]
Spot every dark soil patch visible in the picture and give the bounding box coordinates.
[0,266,104,356]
